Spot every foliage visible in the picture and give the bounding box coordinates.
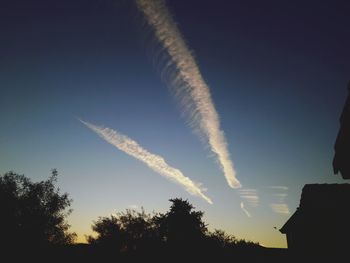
[1,169,263,261]
[207,229,260,249]
[117,208,160,251]
[155,198,207,246]
[207,229,237,248]
[0,170,76,247]
[88,198,260,255]
[87,208,159,252]
[88,198,209,252]
[87,215,123,249]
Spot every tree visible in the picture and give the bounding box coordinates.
[88,208,159,253]
[0,170,76,248]
[207,229,237,249]
[117,208,160,252]
[88,198,260,259]
[87,215,124,250]
[155,198,207,248]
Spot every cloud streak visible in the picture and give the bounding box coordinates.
[135,0,241,188]
[240,202,251,218]
[272,193,288,203]
[268,186,288,190]
[80,119,213,204]
[269,186,289,214]
[238,189,259,207]
[270,204,290,214]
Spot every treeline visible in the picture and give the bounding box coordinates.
[86,198,260,252]
[1,171,282,262]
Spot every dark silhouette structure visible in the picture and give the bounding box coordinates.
[280,82,350,260]
[280,184,350,255]
[333,82,350,179]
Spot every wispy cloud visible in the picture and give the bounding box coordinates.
[135,0,241,189]
[238,189,259,207]
[272,193,288,203]
[272,193,288,197]
[269,186,289,214]
[268,186,288,190]
[80,119,213,204]
[270,204,290,214]
[240,202,251,217]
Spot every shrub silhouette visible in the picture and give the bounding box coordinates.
[117,208,161,252]
[207,229,237,249]
[0,170,76,250]
[87,215,124,250]
[88,208,160,253]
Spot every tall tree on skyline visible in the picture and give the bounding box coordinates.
[0,170,76,248]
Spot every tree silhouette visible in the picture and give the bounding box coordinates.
[1,169,272,261]
[87,197,262,260]
[88,208,159,253]
[88,198,207,254]
[155,198,207,250]
[207,229,237,249]
[117,208,160,252]
[0,170,76,249]
[87,215,124,250]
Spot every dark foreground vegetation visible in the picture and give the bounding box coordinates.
[1,170,292,262]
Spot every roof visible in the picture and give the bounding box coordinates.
[279,209,300,234]
[280,184,350,233]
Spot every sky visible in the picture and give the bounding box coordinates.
[1,0,349,248]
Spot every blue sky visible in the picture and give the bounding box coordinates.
[1,0,349,247]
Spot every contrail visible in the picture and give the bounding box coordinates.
[268,186,288,190]
[135,0,241,188]
[238,189,259,207]
[240,202,251,218]
[80,119,213,204]
[270,204,290,215]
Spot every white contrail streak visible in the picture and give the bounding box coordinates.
[135,0,241,188]
[238,189,259,207]
[268,186,288,190]
[240,202,251,218]
[80,119,213,204]
[270,204,290,214]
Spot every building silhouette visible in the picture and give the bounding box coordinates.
[280,184,350,253]
[333,82,350,179]
[280,82,350,257]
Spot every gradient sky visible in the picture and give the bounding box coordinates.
[1,0,349,248]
